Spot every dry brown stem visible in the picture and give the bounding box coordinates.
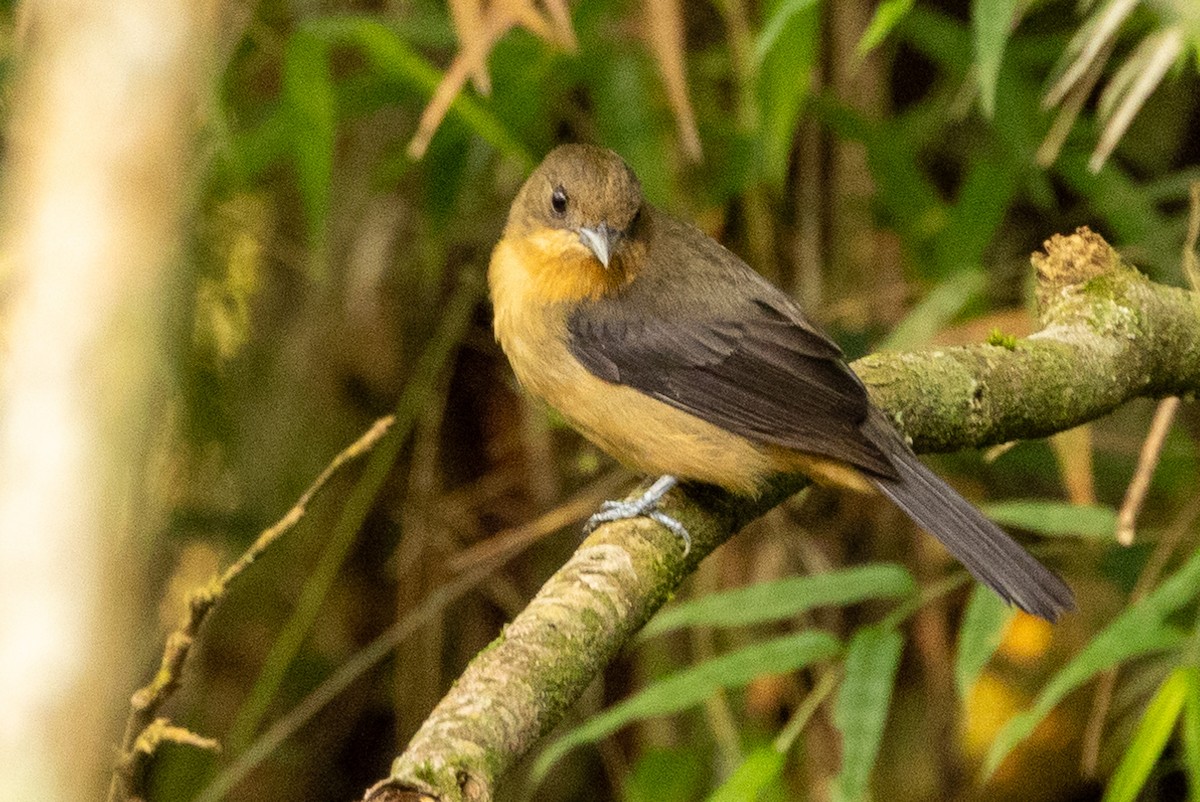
[644,0,702,161]
[408,0,575,159]
[107,417,395,802]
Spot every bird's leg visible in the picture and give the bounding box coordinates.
[583,475,692,556]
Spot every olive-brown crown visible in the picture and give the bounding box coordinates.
[507,144,643,236]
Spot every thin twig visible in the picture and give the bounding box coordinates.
[106,415,396,802]
[542,0,577,50]
[644,0,702,161]
[407,0,570,159]
[223,417,395,587]
[195,474,623,802]
[132,718,222,756]
[774,667,841,753]
[1115,396,1180,545]
[448,0,490,93]
[445,470,625,573]
[1050,425,1097,505]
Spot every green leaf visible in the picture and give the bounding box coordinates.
[756,0,821,188]
[627,747,707,802]
[225,108,291,184]
[984,623,1185,777]
[706,746,787,802]
[931,154,1020,278]
[753,0,820,68]
[832,627,904,802]
[879,271,987,351]
[1103,668,1192,802]
[972,0,1017,117]
[856,0,916,57]
[956,583,1016,698]
[1183,670,1200,799]
[640,564,916,639]
[281,29,335,263]
[982,501,1119,539]
[983,545,1200,777]
[307,17,533,170]
[589,52,674,206]
[533,631,840,783]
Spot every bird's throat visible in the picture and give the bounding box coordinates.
[490,228,638,308]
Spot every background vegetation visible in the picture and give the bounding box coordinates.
[10,0,1200,799]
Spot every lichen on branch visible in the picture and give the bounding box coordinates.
[857,229,1200,453]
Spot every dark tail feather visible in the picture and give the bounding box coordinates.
[865,415,1074,621]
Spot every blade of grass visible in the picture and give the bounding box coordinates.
[308,16,534,170]
[281,29,335,268]
[1183,670,1200,798]
[639,564,916,639]
[856,0,915,57]
[533,630,840,783]
[972,0,1017,117]
[879,271,986,351]
[753,0,819,67]
[1102,668,1192,802]
[831,626,904,802]
[706,667,841,802]
[955,583,1016,698]
[706,747,786,802]
[1043,0,1137,108]
[755,0,820,188]
[1090,28,1184,171]
[981,501,1118,539]
[984,543,1200,777]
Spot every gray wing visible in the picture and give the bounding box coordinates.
[566,291,898,479]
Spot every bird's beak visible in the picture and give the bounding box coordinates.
[578,224,620,269]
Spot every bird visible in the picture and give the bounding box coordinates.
[488,143,1074,621]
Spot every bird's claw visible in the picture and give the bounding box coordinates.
[582,475,691,557]
[646,511,692,555]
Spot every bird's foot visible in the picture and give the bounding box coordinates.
[583,475,692,556]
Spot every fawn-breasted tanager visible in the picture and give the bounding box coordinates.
[489,144,1073,621]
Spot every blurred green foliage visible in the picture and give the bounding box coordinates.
[62,0,1200,800]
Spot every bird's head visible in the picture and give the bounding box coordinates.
[506,144,645,274]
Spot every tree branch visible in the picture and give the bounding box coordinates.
[856,230,1200,452]
[365,228,1200,802]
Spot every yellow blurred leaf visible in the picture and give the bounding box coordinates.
[964,672,1023,757]
[998,612,1054,664]
[194,194,269,363]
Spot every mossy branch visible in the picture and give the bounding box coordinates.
[365,229,1200,802]
[857,230,1200,452]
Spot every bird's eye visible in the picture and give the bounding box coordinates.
[551,186,568,216]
